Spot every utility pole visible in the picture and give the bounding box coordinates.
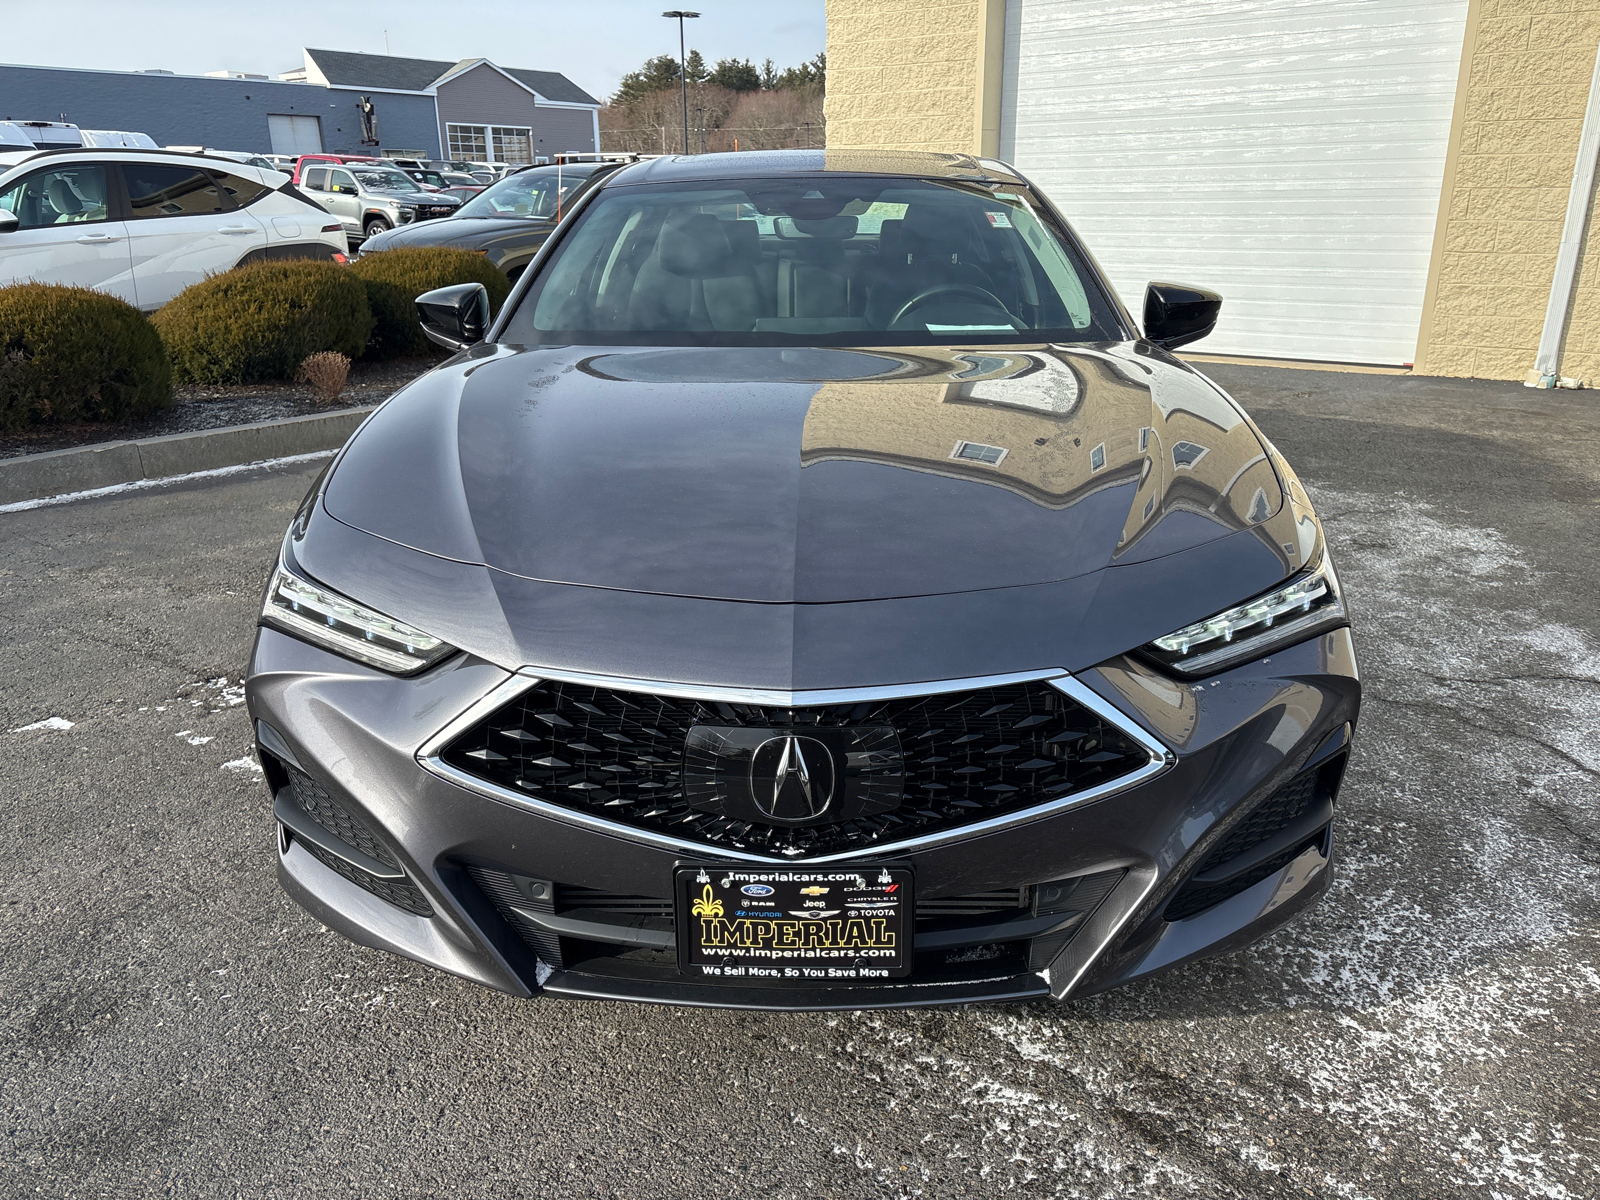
[662,10,699,155]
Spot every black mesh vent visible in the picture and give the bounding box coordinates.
[1164,758,1342,923]
[285,765,433,917]
[441,679,1149,858]
[287,765,399,870]
[1201,770,1319,870]
[1163,838,1321,923]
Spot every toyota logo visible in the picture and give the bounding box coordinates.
[749,735,835,822]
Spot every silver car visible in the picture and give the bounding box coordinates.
[299,162,460,244]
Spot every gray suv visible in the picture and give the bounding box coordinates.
[300,162,460,243]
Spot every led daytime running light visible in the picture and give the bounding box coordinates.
[1153,573,1329,657]
[263,564,453,675]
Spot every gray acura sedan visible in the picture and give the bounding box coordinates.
[247,150,1358,1010]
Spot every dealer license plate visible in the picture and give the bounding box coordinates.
[676,865,913,983]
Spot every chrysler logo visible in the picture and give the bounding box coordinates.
[749,735,835,821]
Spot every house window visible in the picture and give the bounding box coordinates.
[1089,443,1106,471]
[447,124,488,161]
[951,440,1007,466]
[492,126,533,165]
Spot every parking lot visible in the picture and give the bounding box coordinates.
[2,361,1596,1199]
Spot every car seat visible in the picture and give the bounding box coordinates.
[628,212,762,332]
[867,206,996,327]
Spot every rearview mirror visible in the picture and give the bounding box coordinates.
[1143,282,1222,350]
[416,283,490,351]
[0,210,18,234]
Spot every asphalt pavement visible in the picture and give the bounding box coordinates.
[2,361,1596,1199]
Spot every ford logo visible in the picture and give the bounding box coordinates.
[741,884,774,897]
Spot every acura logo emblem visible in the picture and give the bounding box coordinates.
[749,735,835,822]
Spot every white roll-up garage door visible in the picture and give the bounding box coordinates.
[267,114,324,156]
[1000,0,1469,364]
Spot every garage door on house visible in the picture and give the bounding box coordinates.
[267,114,323,156]
[1000,0,1470,364]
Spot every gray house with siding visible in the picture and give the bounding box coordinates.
[297,49,600,162]
[0,48,599,161]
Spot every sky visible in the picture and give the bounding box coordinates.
[1,0,825,105]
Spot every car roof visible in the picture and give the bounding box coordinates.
[0,146,285,184]
[602,148,1028,187]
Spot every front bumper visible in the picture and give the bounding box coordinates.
[247,625,1359,1009]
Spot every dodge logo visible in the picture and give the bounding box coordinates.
[750,735,835,821]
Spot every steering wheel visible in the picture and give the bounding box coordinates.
[890,283,1017,328]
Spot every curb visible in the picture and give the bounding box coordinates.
[0,406,376,506]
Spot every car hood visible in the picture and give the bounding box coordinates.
[364,214,546,252]
[322,343,1284,604]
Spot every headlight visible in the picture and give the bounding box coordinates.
[260,561,454,675]
[397,206,416,223]
[1140,553,1346,676]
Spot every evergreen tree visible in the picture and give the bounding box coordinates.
[760,58,778,90]
[612,54,682,106]
[684,49,709,84]
[775,52,826,93]
[708,57,762,92]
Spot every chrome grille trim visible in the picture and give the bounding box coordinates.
[416,667,1173,865]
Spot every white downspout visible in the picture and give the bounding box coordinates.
[1529,38,1600,388]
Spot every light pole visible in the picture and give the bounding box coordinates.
[662,10,699,155]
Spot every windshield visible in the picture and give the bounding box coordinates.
[457,166,595,219]
[352,169,415,192]
[503,177,1123,347]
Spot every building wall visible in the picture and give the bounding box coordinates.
[0,64,439,156]
[1415,0,1600,381]
[435,65,597,159]
[436,64,538,153]
[535,106,597,156]
[824,0,1004,154]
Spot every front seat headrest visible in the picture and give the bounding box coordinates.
[46,177,84,216]
[658,212,734,278]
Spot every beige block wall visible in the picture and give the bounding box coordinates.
[1417,0,1600,380]
[825,0,999,154]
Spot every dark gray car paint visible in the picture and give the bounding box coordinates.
[321,343,1287,606]
[252,149,1357,1009]
[248,622,1358,1003]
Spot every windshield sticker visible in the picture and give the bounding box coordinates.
[926,324,1017,332]
[984,211,1014,228]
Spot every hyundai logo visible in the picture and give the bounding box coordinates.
[749,734,835,822]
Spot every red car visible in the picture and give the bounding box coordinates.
[290,153,381,186]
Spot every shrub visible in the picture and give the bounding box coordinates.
[349,246,510,360]
[0,284,172,429]
[297,350,350,403]
[152,260,373,385]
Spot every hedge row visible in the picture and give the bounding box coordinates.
[0,246,508,425]
[0,285,172,430]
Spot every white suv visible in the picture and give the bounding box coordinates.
[0,147,350,310]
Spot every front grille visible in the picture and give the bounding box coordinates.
[284,765,433,917]
[441,679,1149,858]
[558,885,672,918]
[469,865,1109,980]
[418,206,454,219]
[917,888,1031,918]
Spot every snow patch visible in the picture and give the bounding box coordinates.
[10,716,74,733]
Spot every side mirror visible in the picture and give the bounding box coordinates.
[1143,282,1222,350]
[416,283,490,351]
[0,210,18,233]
